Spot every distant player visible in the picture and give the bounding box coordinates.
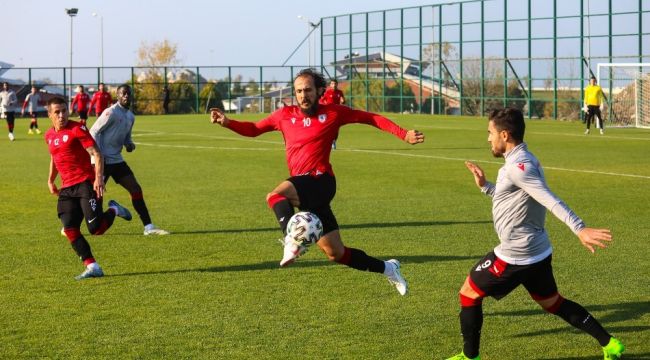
[319,79,345,149]
[90,84,169,236]
[89,83,113,118]
[1,82,18,141]
[319,79,345,106]
[21,86,42,134]
[45,97,132,280]
[72,85,91,125]
[583,76,605,135]
[445,108,624,360]
[210,68,424,295]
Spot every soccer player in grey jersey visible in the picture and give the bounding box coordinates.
[445,108,624,360]
[89,84,169,236]
[22,86,42,134]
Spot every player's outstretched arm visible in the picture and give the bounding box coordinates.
[577,227,612,254]
[404,129,425,144]
[210,108,230,127]
[464,161,487,188]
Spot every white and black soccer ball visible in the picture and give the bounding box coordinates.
[286,211,323,246]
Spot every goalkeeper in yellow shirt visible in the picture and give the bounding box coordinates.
[583,76,605,135]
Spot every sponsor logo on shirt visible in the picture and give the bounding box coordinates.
[291,117,296,125]
[517,163,525,171]
[318,114,327,123]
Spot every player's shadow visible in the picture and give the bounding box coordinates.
[537,353,650,360]
[107,254,479,278]
[491,300,650,325]
[169,219,491,235]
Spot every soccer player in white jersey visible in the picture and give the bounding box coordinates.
[22,86,42,134]
[445,108,624,360]
[90,84,169,236]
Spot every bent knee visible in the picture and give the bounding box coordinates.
[459,276,482,299]
[533,293,563,313]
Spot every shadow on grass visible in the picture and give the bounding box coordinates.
[165,219,492,235]
[107,254,480,278]
[491,300,650,324]
[538,352,650,360]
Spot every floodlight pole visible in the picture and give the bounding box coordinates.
[93,13,104,81]
[298,16,319,68]
[66,8,78,105]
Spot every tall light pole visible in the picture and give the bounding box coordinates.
[92,12,104,82]
[297,15,318,68]
[65,8,78,104]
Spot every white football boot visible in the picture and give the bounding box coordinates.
[144,224,170,236]
[279,234,308,267]
[385,259,408,295]
[75,263,104,280]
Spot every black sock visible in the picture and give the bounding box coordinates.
[71,237,94,262]
[132,198,152,226]
[345,248,385,273]
[460,305,483,358]
[271,199,294,234]
[553,299,611,346]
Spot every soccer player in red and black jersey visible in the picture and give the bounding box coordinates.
[210,69,425,295]
[89,83,113,118]
[45,97,132,280]
[319,79,345,106]
[72,85,91,125]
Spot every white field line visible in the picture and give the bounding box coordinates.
[413,124,650,141]
[133,132,650,180]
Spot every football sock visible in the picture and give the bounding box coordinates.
[551,298,611,346]
[336,247,385,273]
[70,236,94,263]
[459,303,483,359]
[30,119,37,129]
[131,192,152,226]
[267,193,294,234]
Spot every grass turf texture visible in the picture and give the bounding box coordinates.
[0,113,648,359]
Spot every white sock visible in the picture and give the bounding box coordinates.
[88,262,101,271]
[144,224,154,231]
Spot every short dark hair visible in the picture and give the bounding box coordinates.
[329,78,338,84]
[78,85,84,90]
[590,76,597,81]
[117,83,131,93]
[47,96,67,108]
[489,107,525,142]
[295,68,326,89]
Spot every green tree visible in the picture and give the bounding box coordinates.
[199,82,225,113]
[133,39,179,114]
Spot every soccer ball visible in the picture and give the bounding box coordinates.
[286,211,323,246]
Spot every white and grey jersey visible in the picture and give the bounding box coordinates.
[24,93,41,112]
[0,90,17,111]
[480,143,585,265]
[89,103,135,165]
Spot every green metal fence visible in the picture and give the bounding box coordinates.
[320,0,649,120]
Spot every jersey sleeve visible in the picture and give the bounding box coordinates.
[89,108,113,138]
[75,123,97,149]
[508,161,585,234]
[226,112,279,137]
[339,107,407,140]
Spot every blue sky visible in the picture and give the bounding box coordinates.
[4,0,434,68]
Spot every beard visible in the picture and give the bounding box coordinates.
[300,102,319,117]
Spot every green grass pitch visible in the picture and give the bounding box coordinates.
[0,113,648,359]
